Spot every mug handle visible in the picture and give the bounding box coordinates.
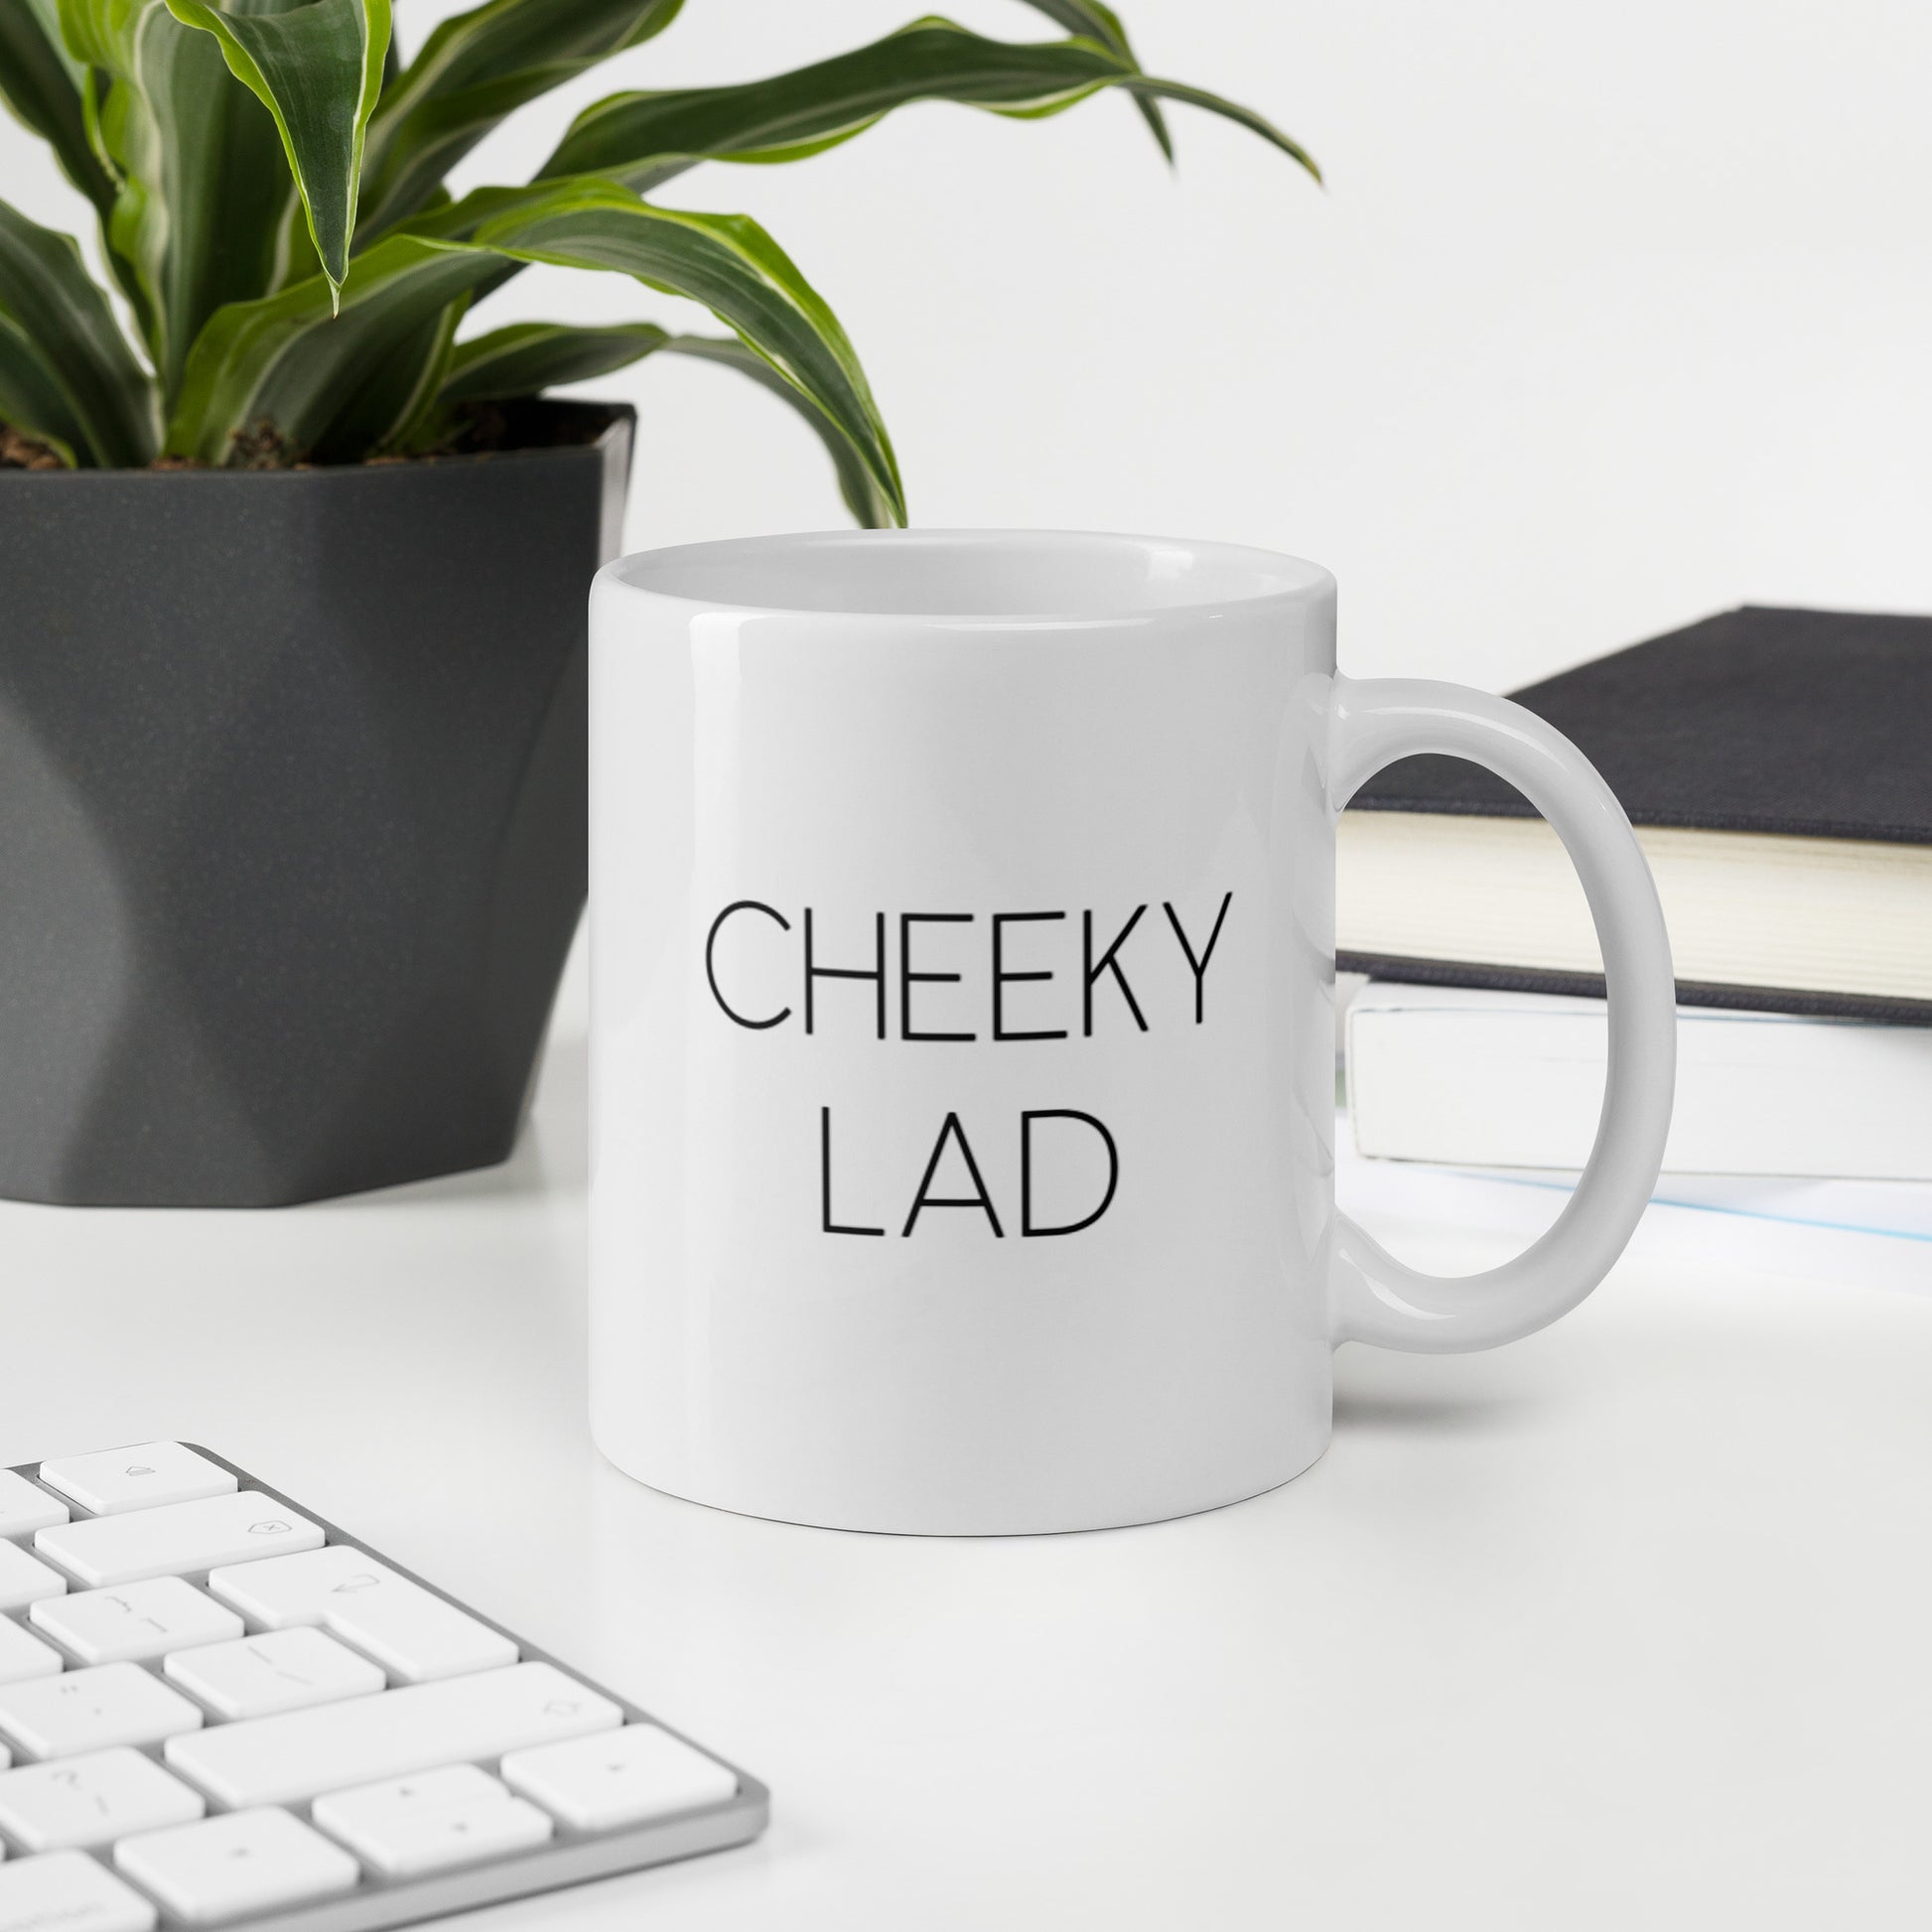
[1326,675,1677,1351]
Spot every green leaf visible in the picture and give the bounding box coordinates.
[1115,75,1318,182]
[433,323,899,525]
[0,314,84,465]
[0,0,117,211]
[169,180,903,524]
[1015,0,1171,159]
[538,16,1316,191]
[0,199,158,466]
[163,0,391,301]
[357,0,682,237]
[657,333,897,528]
[165,231,493,462]
[439,319,669,402]
[344,294,466,459]
[461,181,902,517]
[59,0,318,397]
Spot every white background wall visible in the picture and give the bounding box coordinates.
[7,0,1931,692]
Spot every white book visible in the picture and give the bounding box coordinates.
[1345,981,1932,1179]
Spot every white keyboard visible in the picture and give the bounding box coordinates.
[0,1446,764,1929]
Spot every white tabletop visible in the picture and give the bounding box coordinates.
[5,944,1930,1931]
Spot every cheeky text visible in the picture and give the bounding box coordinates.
[704,895,1233,1239]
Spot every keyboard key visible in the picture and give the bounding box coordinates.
[502,1724,739,1832]
[0,1664,204,1761]
[35,1494,322,1589]
[0,1850,156,1932]
[0,1546,66,1615]
[165,1661,621,1808]
[114,1808,358,1925]
[38,1445,234,1518]
[209,1547,517,1684]
[0,1746,205,1852]
[0,1620,62,1687]
[31,1580,242,1666]
[311,1761,501,1831]
[341,1793,554,1879]
[163,1627,385,1722]
[0,1474,68,1540]
[313,1767,553,1877]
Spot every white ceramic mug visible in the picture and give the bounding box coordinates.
[589,532,1675,1534]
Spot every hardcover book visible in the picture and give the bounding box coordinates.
[1338,605,1932,1023]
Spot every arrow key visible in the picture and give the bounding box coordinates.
[314,1766,553,1877]
[502,1725,738,1833]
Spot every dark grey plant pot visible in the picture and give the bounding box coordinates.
[0,401,631,1207]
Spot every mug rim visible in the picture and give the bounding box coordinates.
[597,528,1335,627]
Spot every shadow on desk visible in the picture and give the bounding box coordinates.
[1332,1334,1550,1438]
[1331,1388,1538,1437]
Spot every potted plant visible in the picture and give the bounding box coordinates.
[0,0,1314,1206]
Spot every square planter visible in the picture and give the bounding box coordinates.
[0,401,630,1205]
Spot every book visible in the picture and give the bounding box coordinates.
[1334,1098,1932,1299]
[1337,605,1932,1022]
[1344,981,1932,1179]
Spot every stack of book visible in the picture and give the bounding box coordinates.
[1338,605,1932,1179]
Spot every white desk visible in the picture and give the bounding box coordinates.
[5,951,1931,1930]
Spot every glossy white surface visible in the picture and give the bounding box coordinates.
[589,532,1672,1532]
[592,532,1341,1534]
[2,956,1928,1927]
[1326,674,1675,1349]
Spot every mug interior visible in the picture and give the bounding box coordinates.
[605,530,1331,621]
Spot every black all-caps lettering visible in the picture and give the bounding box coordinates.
[723,893,1232,1039]
[825,1107,1120,1240]
[1164,893,1233,1025]
[804,907,887,1039]
[705,899,792,1030]
[1021,1110,1119,1236]
[899,912,976,1042]
[820,1107,885,1236]
[1082,905,1149,1036]
[901,1112,1005,1238]
[992,912,1068,1042]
